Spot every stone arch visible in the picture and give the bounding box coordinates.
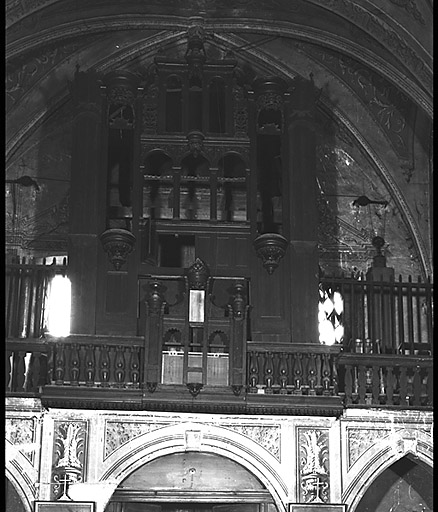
[343,429,433,512]
[5,440,36,512]
[98,422,287,512]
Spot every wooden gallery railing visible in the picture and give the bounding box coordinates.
[5,259,433,408]
[246,342,340,397]
[320,273,433,356]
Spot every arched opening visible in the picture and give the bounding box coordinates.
[104,452,278,512]
[5,476,28,512]
[354,455,433,512]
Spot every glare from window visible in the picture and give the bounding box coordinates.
[46,275,71,336]
[319,286,344,345]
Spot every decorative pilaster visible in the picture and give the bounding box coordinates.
[286,76,321,343]
[298,428,330,503]
[51,421,88,500]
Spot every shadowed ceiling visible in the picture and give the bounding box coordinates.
[5,0,433,278]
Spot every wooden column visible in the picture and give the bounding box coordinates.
[286,76,320,343]
[68,68,105,334]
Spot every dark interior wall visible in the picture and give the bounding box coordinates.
[5,478,27,512]
[355,457,433,512]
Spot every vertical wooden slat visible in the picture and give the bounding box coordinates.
[397,275,405,353]
[425,276,433,354]
[412,365,421,406]
[386,366,394,405]
[358,365,366,404]
[415,276,422,347]
[210,169,217,221]
[173,168,181,219]
[12,351,26,392]
[406,275,415,353]
[389,274,396,353]
[344,364,352,405]
[372,365,380,404]
[399,367,408,406]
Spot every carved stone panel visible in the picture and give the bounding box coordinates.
[225,424,281,461]
[297,428,330,504]
[5,416,38,466]
[51,420,88,500]
[104,420,169,459]
[347,427,390,469]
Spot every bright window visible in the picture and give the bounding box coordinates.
[46,274,71,336]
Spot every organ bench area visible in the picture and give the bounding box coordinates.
[48,30,354,412]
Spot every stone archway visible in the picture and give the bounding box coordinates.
[105,451,277,512]
[343,429,433,512]
[354,455,433,512]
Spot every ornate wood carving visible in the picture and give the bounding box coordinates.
[298,428,330,503]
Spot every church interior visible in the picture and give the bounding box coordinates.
[5,1,433,511]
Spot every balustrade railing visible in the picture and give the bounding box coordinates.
[320,273,433,356]
[5,256,67,339]
[246,342,340,396]
[338,353,433,408]
[6,341,49,394]
[47,339,143,388]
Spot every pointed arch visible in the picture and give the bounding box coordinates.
[343,429,433,512]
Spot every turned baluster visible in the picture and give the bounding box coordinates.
[321,354,331,396]
[54,344,65,385]
[69,344,80,385]
[293,353,303,394]
[115,346,126,386]
[315,354,322,394]
[386,366,394,405]
[85,345,95,386]
[307,353,317,396]
[278,352,288,394]
[264,352,274,393]
[129,346,140,387]
[28,353,41,392]
[248,351,259,392]
[99,345,110,386]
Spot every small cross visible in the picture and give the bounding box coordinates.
[56,472,73,501]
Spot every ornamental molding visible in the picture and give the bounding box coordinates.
[347,427,390,469]
[5,416,38,466]
[104,420,170,460]
[223,424,281,461]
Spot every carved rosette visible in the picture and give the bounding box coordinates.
[99,228,136,270]
[51,421,87,500]
[187,257,210,289]
[253,233,288,274]
[298,428,329,503]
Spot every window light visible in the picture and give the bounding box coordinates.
[46,274,71,336]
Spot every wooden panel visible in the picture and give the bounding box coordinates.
[106,272,129,313]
